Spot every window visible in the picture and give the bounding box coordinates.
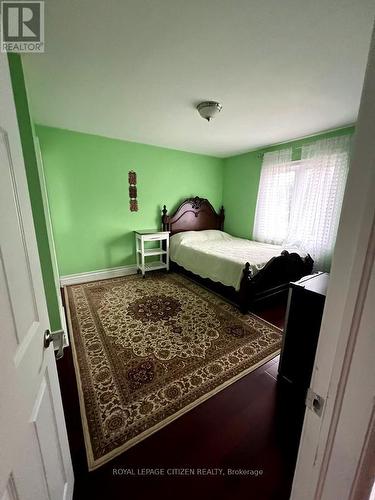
[253,136,351,271]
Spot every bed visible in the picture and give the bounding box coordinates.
[161,197,313,313]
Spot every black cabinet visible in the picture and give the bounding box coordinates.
[278,273,329,396]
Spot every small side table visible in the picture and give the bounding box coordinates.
[135,229,170,277]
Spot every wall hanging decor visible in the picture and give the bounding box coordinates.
[128,170,138,212]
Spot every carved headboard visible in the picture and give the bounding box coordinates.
[162,197,225,235]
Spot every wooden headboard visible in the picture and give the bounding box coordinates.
[162,197,225,235]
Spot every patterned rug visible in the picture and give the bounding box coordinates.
[65,272,282,470]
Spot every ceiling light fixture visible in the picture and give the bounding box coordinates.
[196,101,222,122]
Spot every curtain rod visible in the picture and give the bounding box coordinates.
[257,129,354,158]
[256,133,351,159]
[257,146,302,159]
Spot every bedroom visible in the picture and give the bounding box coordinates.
[0,1,374,500]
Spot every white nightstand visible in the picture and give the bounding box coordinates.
[135,230,170,277]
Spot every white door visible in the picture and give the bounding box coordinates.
[291,26,375,499]
[0,54,74,500]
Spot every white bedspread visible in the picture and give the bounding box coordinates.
[170,230,307,291]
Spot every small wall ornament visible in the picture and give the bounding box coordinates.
[128,170,138,212]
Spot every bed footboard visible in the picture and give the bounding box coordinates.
[238,251,314,313]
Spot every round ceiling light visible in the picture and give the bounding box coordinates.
[196,101,222,122]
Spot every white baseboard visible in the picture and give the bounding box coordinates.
[60,264,138,286]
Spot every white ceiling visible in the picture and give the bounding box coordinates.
[22,0,374,157]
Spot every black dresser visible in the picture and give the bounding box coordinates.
[278,272,329,396]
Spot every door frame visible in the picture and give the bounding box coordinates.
[291,24,375,500]
[34,135,69,346]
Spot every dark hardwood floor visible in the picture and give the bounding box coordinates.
[57,295,305,500]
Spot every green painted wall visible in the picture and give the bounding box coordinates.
[37,126,224,276]
[7,54,61,331]
[223,126,355,239]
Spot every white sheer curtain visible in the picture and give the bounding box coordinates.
[253,148,293,244]
[253,135,351,271]
[285,135,351,270]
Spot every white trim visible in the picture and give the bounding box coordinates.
[34,136,70,346]
[60,264,138,286]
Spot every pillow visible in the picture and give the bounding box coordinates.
[170,230,230,246]
[199,230,232,241]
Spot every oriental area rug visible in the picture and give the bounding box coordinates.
[65,272,282,470]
